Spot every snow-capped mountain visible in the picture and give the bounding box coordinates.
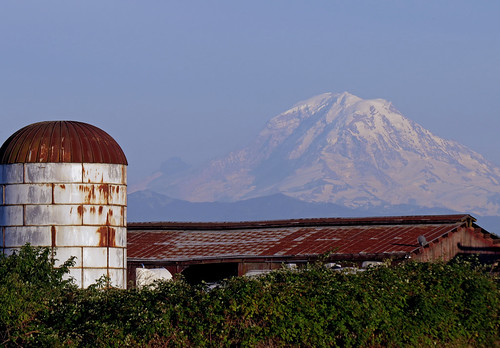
[146,92,500,216]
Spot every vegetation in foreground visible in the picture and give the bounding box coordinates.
[0,245,499,347]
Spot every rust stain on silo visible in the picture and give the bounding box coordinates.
[79,185,90,204]
[105,210,113,226]
[108,227,116,247]
[97,226,108,247]
[77,205,84,217]
[98,206,104,215]
[51,226,56,248]
[90,206,96,214]
[98,184,109,202]
[90,185,96,203]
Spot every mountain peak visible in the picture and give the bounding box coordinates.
[146,92,500,216]
[291,91,361,111]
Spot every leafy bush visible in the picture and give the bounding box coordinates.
[0,244,75,346]
[1,246,499,347]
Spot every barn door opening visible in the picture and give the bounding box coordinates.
[182,263,238,285]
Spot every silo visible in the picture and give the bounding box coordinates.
[0,121,127,288]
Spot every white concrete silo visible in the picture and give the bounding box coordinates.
[0,121,128,288]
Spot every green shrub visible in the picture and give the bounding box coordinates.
[1,246,499,347]
[0,244,75,346]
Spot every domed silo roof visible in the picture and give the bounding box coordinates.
[0,121,127,165]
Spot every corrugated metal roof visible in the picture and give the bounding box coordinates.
[127,215,478,262]
[0,121,127,165]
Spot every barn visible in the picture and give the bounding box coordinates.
[127,214,500,286]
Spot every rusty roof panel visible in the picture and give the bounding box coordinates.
[127,215,486,262]
[0,121,127,165]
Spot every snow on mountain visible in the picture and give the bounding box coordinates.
[147,92,500,216]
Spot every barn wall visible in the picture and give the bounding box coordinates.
[413,227,500,262]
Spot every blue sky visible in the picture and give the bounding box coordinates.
[1,1,499,186]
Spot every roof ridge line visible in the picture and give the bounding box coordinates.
[127,214,474,231]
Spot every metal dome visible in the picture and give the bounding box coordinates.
[0,121,128,165]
